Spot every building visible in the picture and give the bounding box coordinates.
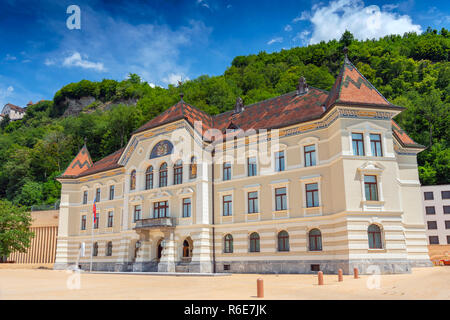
[0,103,26,121]
[7,210,59,264]
[421,184,450,263]
[54,54,431,274]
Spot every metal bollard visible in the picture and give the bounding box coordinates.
[338,269,343,282]
[257,278,264,298]
[318,271,324,285]
[353,267,359,279]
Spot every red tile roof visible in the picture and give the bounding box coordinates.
[391,120,423,148]
[4,103,25,113]
[76,148,125,178]
[325,58,391,108]
[62,58,421,179]
[61,145,93,177]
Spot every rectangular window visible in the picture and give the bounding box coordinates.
[442,191,450,200]
[248,191,258,214]
[133,205,142,222]
[109,185,115,200]
[445,221,450,229]
[223,162,231,181]
[424,192,434,200]
[247,157,257,177]
[275,187,287,211]
[95,188,101,202]
[370,133,383,157]
[429,236,439,245]
[425,206,436,215]
[427,221,437,230]
[364,175,378,201]
[153,201,168,218]
[81,215,86,230]
[83,191,88,205]
[306,183,319,208]
[223,195,232,216]
[107,211,114,228]
[444,206,450,214]
[352,133,365,156]
[275,151,285,172]
[447,236,450,245]
[93,213,99,229]
[182,198,191,218]
[174,165,183,185]
[304,145,316,167]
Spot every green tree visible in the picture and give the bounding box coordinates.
[0,200,34,262]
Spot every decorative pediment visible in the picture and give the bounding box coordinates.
[149,190,172,200]
[358,161,384,173]
[177,187,194,196]
[129,195,144,203]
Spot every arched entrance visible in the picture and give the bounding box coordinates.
[183,240,190,258]
[157,239,163,260]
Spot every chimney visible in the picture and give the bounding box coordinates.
[296,76,308,95]
[234,97,244,113]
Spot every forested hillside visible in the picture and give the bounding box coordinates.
[0,29,448,208]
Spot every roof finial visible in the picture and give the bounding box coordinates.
[178,80,184,102]
[83,137,87,147]
[343,47,350,63]
[296,76,308,95]
[234,97,244,113]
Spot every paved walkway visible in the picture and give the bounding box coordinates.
[0,267,449,299]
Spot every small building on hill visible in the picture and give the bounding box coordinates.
[0,103,26,121]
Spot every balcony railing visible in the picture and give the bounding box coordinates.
[134,217,176,229]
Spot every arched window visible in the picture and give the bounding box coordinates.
[249,232,260,252]
[368,224,383,249]
[189,156,197,179]
[130,170,136,191]
[174,160,183,185]
[309,229,322,251]
[224,234,233,253]
[159,163,168,187]
[145,166,153,190]
[106,241,113,256]
[278,230,290,252]
[93,242,98,257]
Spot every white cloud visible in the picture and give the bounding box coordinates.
[0,85,14,107]
[284,25,293,32]
[293,30,311,44]
[62,52,106,72]
[197,0,210,9]
[5,54,17,61]
[44,58,55,66]
[267,37,283,45]
[301,0,422,44]
[44,6,211,87]
[293,11,310,23]
[162,73,189,85]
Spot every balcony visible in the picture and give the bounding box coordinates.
[134,217,176,229]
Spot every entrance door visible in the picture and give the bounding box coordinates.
[183,240,190,258]
[157,241,163,260]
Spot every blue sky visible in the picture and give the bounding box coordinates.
[0,0,448,108]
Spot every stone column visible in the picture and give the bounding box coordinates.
[133,239,152,272]
[190,228,213,273]
[158,231,176,272]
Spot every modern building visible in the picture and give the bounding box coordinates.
[421,184,450,262]
[0,103,26,121]
[54,54,431,274]
[7,210,59,264]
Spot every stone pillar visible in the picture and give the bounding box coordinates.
[190,228,213,273]
[158,231,176,272]
[133,239,152,272]
[115,238,131,272]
